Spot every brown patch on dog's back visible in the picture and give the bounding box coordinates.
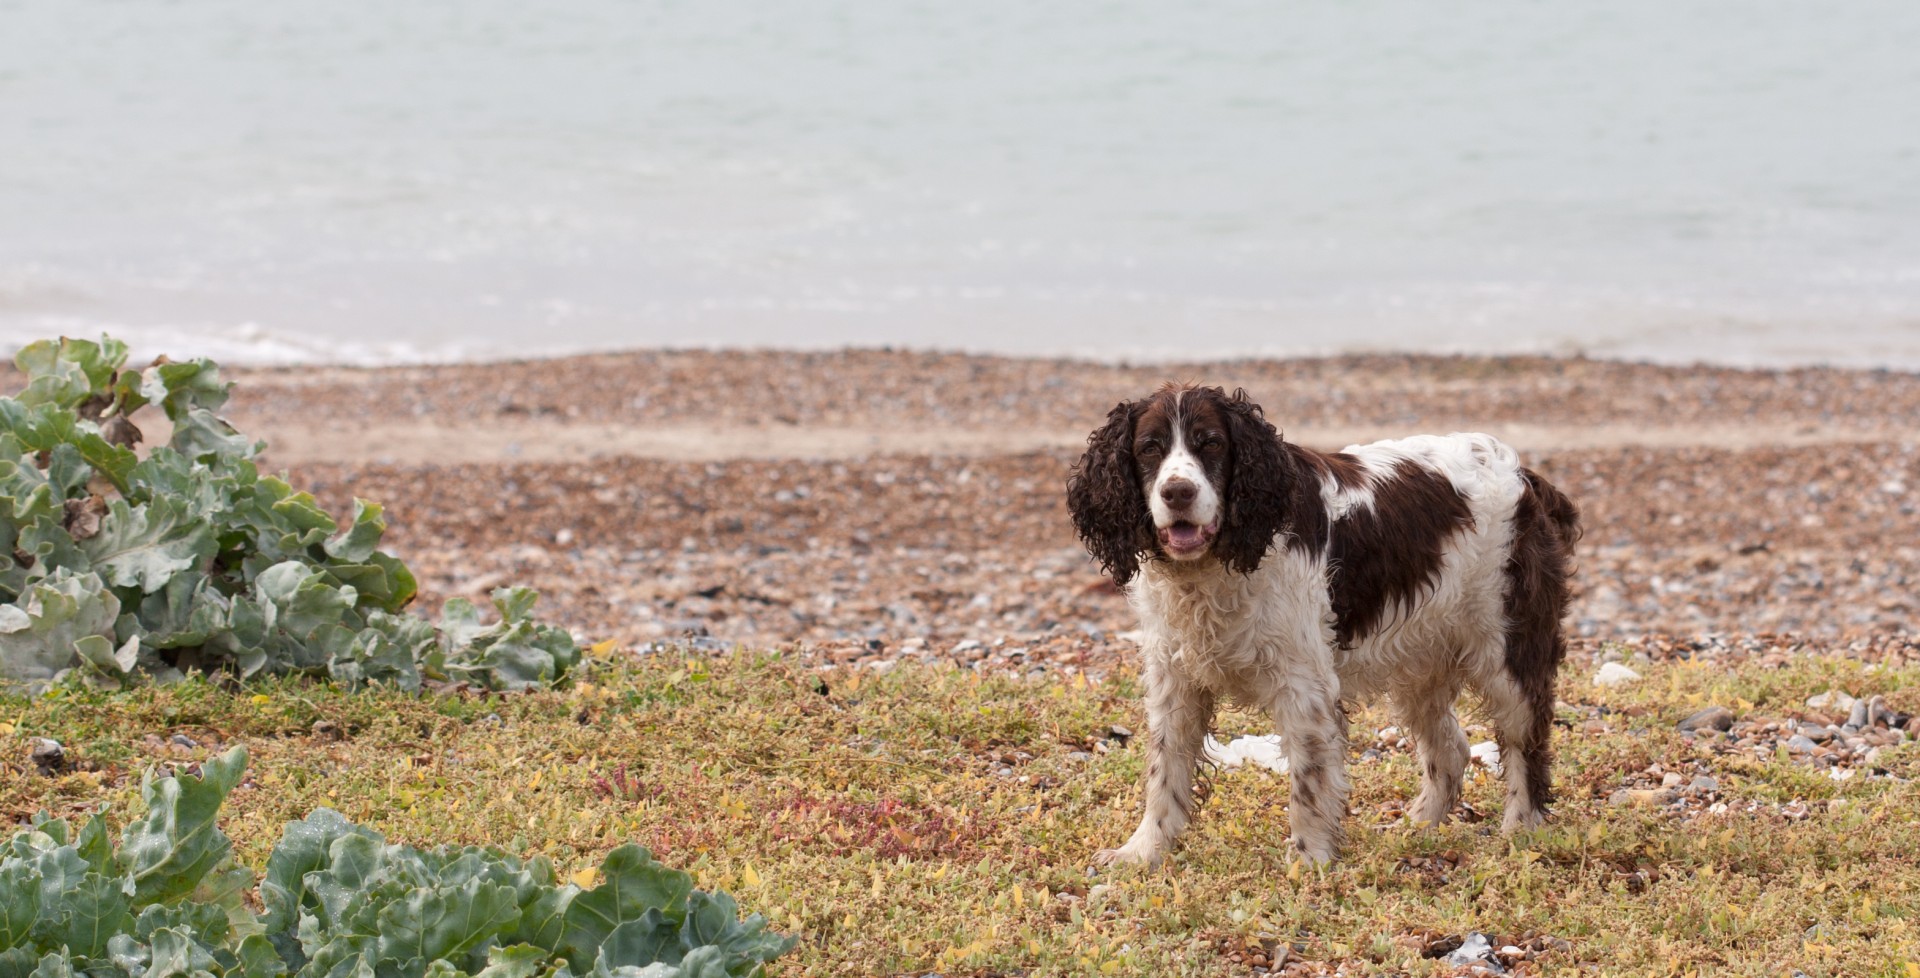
[1304,451,1370,493]
[1325,462,1475,648]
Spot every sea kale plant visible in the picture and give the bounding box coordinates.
[0,748,794,978]
[0,336,578,692]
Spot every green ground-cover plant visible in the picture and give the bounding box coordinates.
[0,337,577,692]
[1,746,792,978]
[7,653,1916,975]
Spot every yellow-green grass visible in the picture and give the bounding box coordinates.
[4,650,1918,976]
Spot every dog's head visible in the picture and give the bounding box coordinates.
[1066,384,1293,585]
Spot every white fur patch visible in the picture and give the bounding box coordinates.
[1146,391,1222,532]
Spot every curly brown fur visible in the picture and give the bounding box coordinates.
[1066,399,1154,584]
[1202,387,1294,575]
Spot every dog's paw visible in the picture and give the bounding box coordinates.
[1501,806,1547,834]
[1093,842,1160,869]
[1406,792,1454,827]
[1285,836,1338,867]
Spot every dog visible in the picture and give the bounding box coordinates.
[1066,383,1579,865]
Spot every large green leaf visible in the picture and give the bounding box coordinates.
[0,401,137,494]
[0,948,38,978]
[501,888,573,956]
[49,872,131,958]
[321,502,385,565]
[434,591,578,692]
[13,338,127,411]
[260,811,380,937]
[234,934,288,978]
[71,814,115,874]
[557,849,693,969]
[321,553,417,615]
[81,497,217,594]
[0,863,41,952]
[145,926,220,978]
[592,916,677,971]
[149,359,230,418]
[0,571,121,684]
[471,946,547,978]
[676,893,791,974]
[23,950,75,978]
[374,880,520,969]
[120,746,246,907]
[72,633,140,688]
[131,572,231,651]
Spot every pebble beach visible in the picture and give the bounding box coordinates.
[206,349,1919,669]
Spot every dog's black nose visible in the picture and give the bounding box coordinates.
[1161,478,1198,509]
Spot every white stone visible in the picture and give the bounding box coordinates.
[1469,741,1502,773]
[1205,734,1289,773]
[1594,662,1642,687]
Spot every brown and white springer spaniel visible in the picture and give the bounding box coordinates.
[1067,384,1580,865]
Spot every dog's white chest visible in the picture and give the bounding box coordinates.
[1130,553,1332,703]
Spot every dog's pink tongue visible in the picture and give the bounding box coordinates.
[1168,524,1205,548]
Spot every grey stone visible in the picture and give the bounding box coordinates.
[1677,706,1735,733]
[1806,689,1857,713]
[1611,787,1680,807]
[1843,698,1871,732]
[1785,734,1818,753]
[1445,933,1505,973]
[28,738,67,776]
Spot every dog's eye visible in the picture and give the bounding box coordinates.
[1137,439,1165,457]
[1194,432,1224,450]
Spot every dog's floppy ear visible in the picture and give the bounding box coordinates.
[1214,387,1291,574]
[1067,399,1153,585]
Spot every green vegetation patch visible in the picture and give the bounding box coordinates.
[0,337,577,693]
[5,652,1916,976]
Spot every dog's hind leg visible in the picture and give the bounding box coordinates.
[1489,468,1577,833]
[1480,668,1553,832]
[1096,657,1214,868]
[1394,675,1470,826]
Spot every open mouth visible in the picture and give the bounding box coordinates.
[1158,520,1218,557]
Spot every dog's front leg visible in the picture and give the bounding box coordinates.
[1096,656,1213,868]
[1271,668,1350,865]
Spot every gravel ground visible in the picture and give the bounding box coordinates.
[225,349,1920,681]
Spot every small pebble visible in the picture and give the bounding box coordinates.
[1677,706,1735,733]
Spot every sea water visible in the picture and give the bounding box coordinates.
[3,0,1917,366]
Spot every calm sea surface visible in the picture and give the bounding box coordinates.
[3,1,1918,366]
